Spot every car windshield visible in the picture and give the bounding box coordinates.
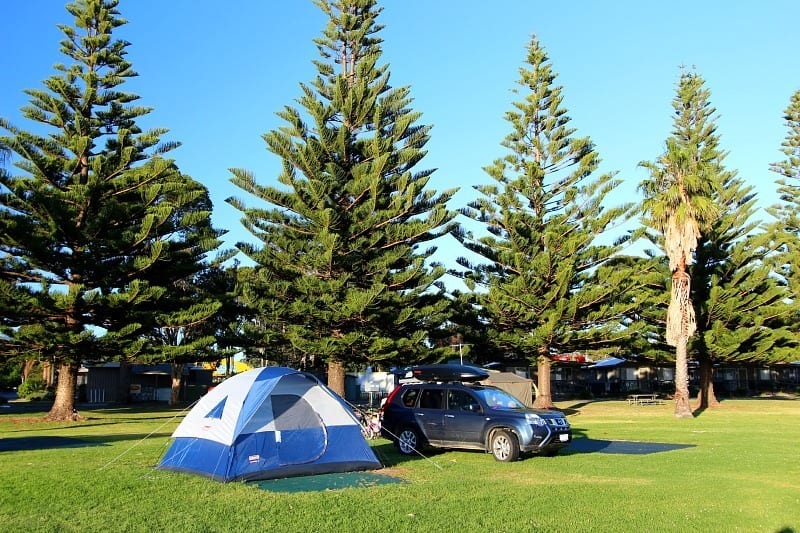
[474,388,525,410]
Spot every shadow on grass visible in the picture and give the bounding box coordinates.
[84,405,191,415]
[369,427,695,468]
[0,436,109,452]
[0,422,172,446]
[1,402,188,421]
[0,429,177,451]
[564,436,695,455]
[1,411,183,436]
[559,400,596,416]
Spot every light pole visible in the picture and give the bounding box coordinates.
[450,343,471,365]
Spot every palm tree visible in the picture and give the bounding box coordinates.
[639,71,719,418]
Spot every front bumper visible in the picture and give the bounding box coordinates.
[521,417,572,452]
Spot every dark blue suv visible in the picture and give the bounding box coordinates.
[380,373,571,462]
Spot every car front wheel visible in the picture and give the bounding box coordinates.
[490,429,520,462]
[396,427,421,455]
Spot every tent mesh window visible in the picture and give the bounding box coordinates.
[271,394,327,464]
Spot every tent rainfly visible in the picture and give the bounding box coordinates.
[158,367,381,482]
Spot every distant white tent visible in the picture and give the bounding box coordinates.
[480,371,534,407]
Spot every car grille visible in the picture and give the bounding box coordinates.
[546,417,569,428]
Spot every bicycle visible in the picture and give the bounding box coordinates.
[357,408,382,440]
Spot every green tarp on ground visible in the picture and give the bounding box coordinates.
[252,471,404,493]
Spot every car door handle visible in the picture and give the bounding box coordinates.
[415,412,425,417]
[445,414,455,418]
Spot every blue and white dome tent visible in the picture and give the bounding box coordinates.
[158,367,381,482]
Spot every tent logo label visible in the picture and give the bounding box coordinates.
[248,454,260,464]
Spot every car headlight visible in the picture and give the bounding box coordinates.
[526,413,546,426]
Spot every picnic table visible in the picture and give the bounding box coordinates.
[627,393,664,406]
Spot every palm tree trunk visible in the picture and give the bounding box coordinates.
[668,265,695,419]
[673,337,694,418]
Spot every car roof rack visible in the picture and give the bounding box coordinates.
[406,364,489,383]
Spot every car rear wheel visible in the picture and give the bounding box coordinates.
[490,429,520,462]
[396,427,421,455]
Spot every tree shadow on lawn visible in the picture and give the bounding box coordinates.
[1,415,179,435]
[0,430,178,452]
[84,405,190,416]
[0,435,109,452]
[558,401,593,416]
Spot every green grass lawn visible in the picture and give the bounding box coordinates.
[1,398,797,532]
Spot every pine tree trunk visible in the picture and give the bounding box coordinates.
[532,351,554,409]
[170,363,184,406]
[673,337,694,418]
[696,356,720,409]
[23,359,36,381]
[327,360,345,397]
[117,360,131,404]
[46,362,82,421]
[43,361,56,387]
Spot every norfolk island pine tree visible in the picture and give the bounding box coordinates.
[227,0,458,394]
[767,89,800,355]
[689,170,796,409]
[0,0,225,420]
[455,35,642,409]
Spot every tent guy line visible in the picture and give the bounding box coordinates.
[98,400,198,473]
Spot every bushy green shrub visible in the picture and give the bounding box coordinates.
[27,389,54,401]
[17,376,47,400]
[0,361,22,390]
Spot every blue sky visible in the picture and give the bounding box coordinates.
[2,1,800,270]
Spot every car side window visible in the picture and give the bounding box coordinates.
[401,388,419,407]
[418,388,444,409]
[448,389,481,413]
